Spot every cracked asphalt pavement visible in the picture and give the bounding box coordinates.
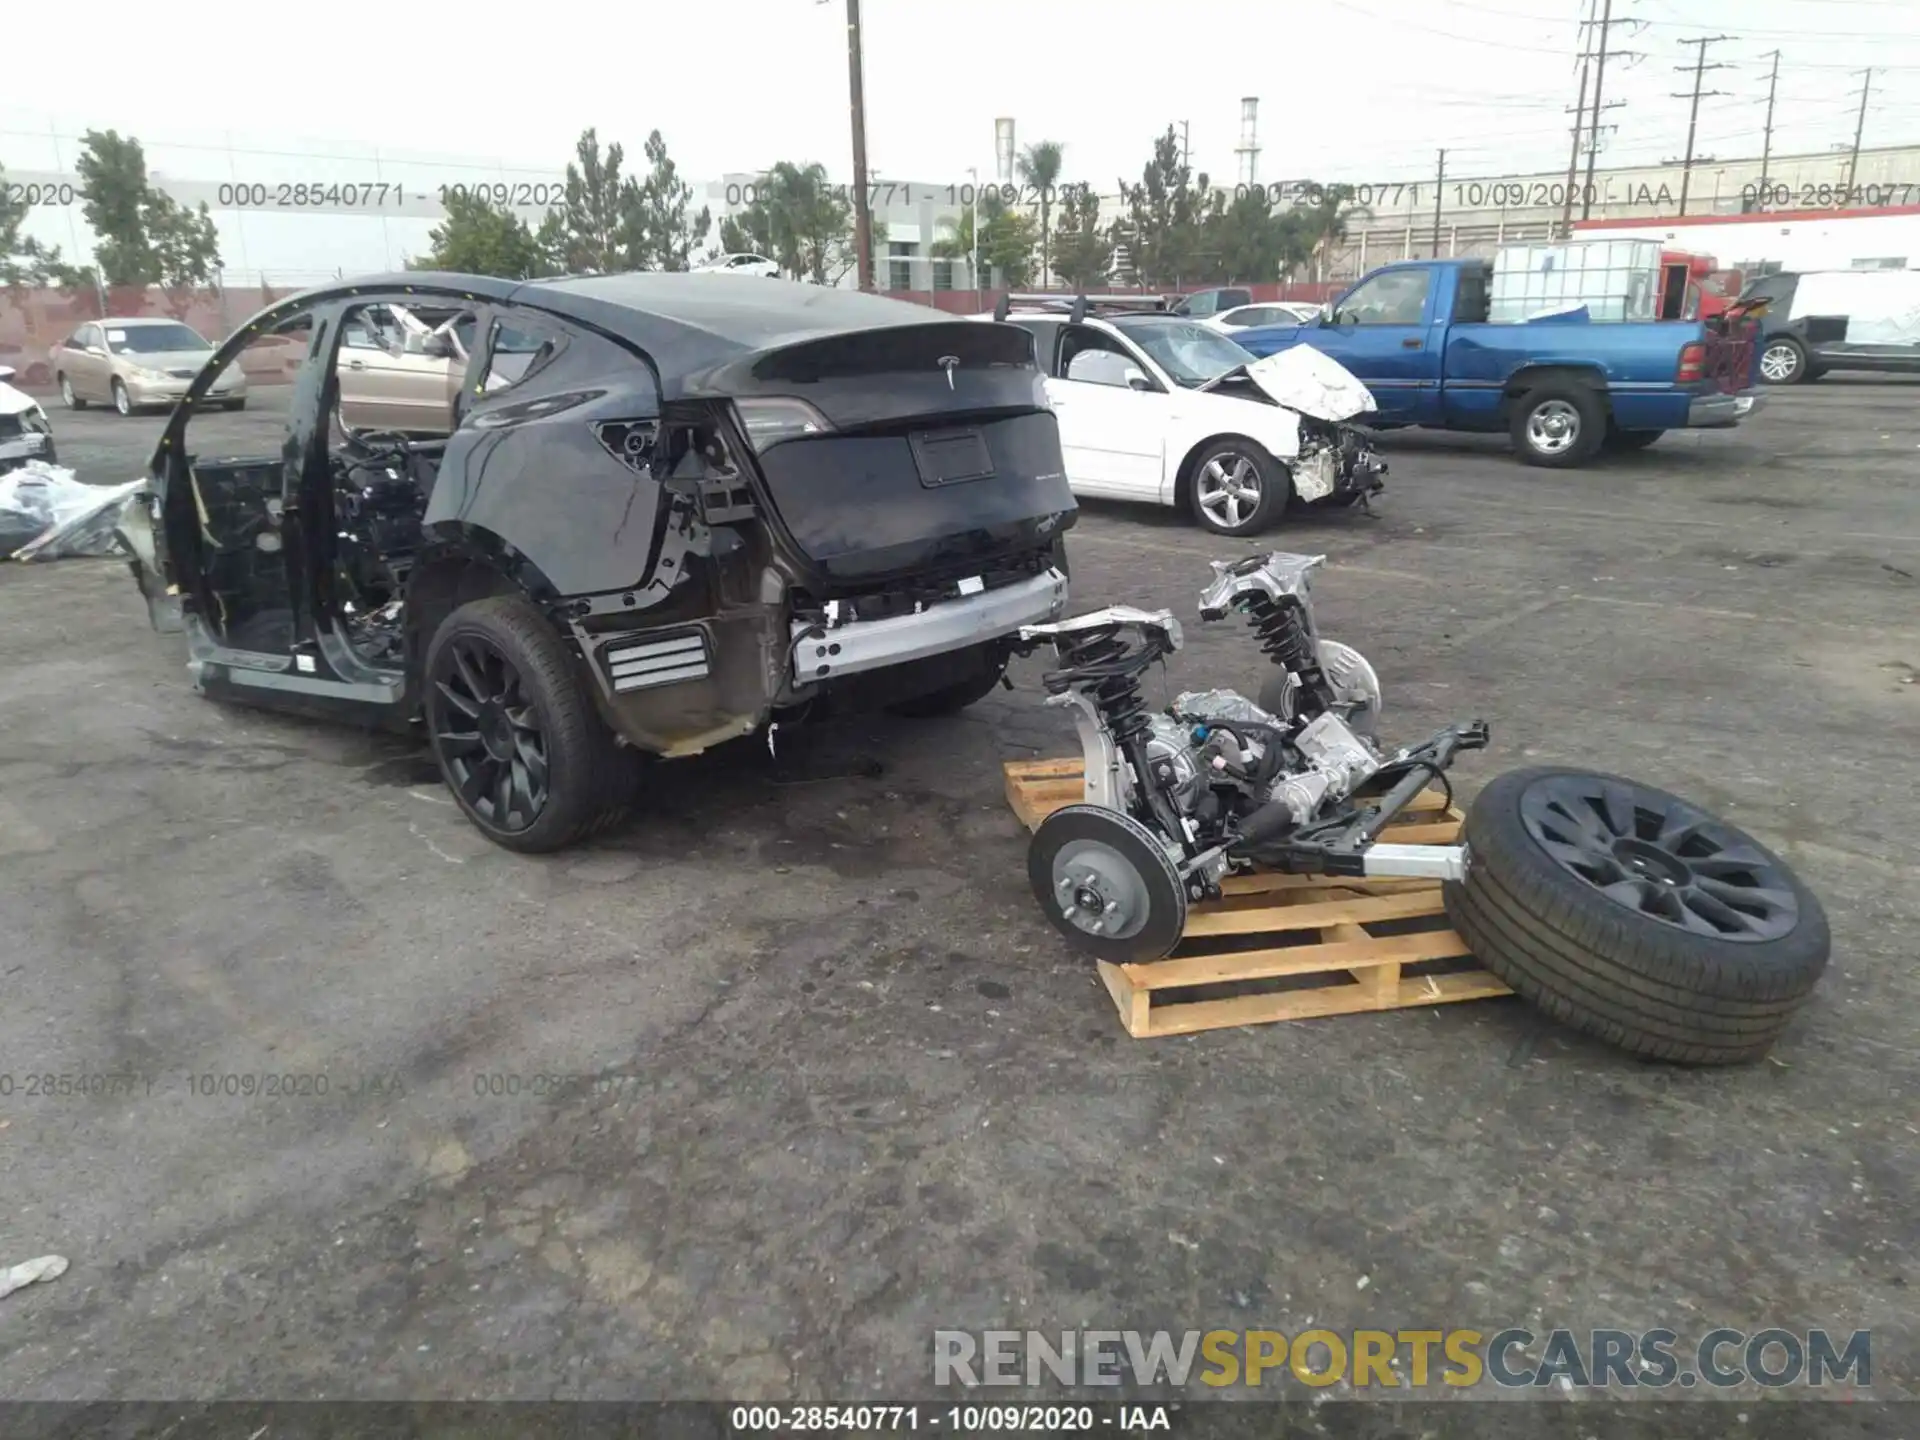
[0,381,1915,1409]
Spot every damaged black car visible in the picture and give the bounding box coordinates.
[120,273,1077,850]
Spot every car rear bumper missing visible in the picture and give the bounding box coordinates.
[790,566,1069,685]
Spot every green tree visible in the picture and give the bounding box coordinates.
[1297,182,1371,281]
[74,130,160,286]
[551,128,643,273]
[1195,186,1314,284]
[1116,127,1211,287]
[414,190,554,278]
[723,162,848,283]
[630,129,710,270]
[0,162,69,287]
[1016,140,1065,285]
[930,208,977,287]
[1048,187,1112,291]
[977,190,1038,290]
[145,193,223,313]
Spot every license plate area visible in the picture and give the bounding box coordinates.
[909,427,994,488]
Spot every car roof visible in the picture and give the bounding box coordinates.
[251,270,981,398]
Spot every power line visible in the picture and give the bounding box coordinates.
[1668,35,1734,215]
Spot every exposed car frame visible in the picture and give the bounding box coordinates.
[121,272,1076,850]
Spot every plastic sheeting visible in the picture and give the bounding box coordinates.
[0,462,147,562]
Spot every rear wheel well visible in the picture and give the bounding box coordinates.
[1502,366,1610,420]
[403,557,523,690]
[1174,432,1280,513]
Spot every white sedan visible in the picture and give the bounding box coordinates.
[1203,301,1325,333]
[976,307,1382,535]
[691,252,781,277]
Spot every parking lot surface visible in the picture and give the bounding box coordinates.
[2,382,1916,1404]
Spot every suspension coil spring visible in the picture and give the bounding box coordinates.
[1244,594,1315,671]
[1046,631,1155,750]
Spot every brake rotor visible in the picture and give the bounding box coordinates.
[1256,637,1384,736]
[1027,804,1188,964]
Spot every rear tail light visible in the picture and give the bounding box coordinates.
[733,396,834,453]
[1677,342,1706,383]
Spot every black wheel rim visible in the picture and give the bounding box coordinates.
[1518,774,1798,943]
[430,635,550,832]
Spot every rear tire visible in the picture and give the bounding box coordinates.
[1188,439,1290,535]
[1443,766,1830,1065]
[424,595,637,853]
[1510,384,1604,468]
[1758,337,1807,386]
[888,644,1008,717]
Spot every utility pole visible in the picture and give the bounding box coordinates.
[1757,49,1781,200]
[1579,0,1633,221]
[1669,36,1732,216]
[1178,120,1191,172]
[844,0,875,290]
[1431,150,1447,258]
[1560,0,1596,237]
[1844,69,1874,202]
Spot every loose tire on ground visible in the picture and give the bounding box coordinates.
[425,595,637,853]
[1188,438,1291,535]
[1510,383,1605,468]
[1443,766,1830,1064]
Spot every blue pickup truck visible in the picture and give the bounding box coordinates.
[1233,258,1762,467]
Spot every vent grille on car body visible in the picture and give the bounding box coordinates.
[600,629,710,693]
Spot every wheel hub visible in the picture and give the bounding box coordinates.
[478,704,516,760]
[1613,836,1689,887]
[1051,842,1149,940]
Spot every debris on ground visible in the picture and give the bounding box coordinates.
[0,463,145,562]
[0,1254,69,1300]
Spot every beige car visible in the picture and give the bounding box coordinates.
[52,318,248,415]
[336,304,473,435]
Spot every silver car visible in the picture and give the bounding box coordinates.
[51,318,248,415]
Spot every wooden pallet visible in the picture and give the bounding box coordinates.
[1004,756,1513,1038]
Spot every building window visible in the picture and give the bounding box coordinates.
[932,259,954,291]
[888,241,915,291]
[1851,256,1907,270]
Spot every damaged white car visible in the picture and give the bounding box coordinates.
[0,365,59,475]
[978,299,1386,535]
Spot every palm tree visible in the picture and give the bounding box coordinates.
[930,209,979,289]
[1016,141,1065,288]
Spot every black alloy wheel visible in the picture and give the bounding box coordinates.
[423,595,637,852]
[431,633,551,835]
[1442,766,1829,1065]
[1517,772,1798,942]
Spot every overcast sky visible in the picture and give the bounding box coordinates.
[5,0,1918,194]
